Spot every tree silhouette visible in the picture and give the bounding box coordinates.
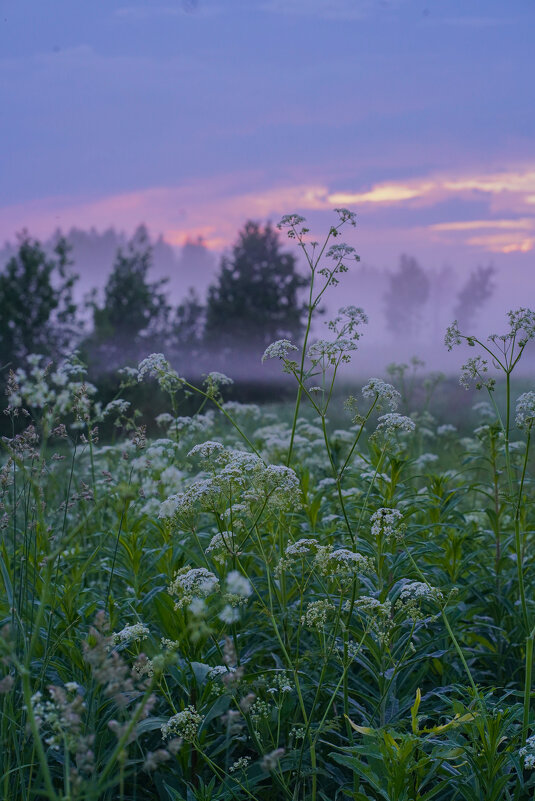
[384,254,430,338]
[0,232,79,370]
[87,225,170,371]
[454,265,495,329]
[204,221,307,359]
[171,288,205,366]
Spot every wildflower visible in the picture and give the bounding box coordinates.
[207,665,234,680]
[516,392,535,431]
[396,580,444,621]
[266,671,292,694]
[399,581,443,603]
[414,453,439,470]
[285,538,319,556]
[334,207,357,226]
[507,307,535,342]
[158,494,181,519]
[362,378,400,411]
[459,356,496,391]
[137,354,183,392]
[112,622,150,645]
[188,440,226,461]
[168,567,219,609]
[229,756,251,773]
[376,413,416,434]
[371,508,404,543]
[161,706,203,741]
[204,372,234,394]
[444,320,462,350]
[262,340,298,362]
[225,570,252,598]
[519,734,535,769]
[300,599,335,628]
[307,338,358,366]
[101,399,131,418]
[437,424,457,436]
[277,213,306,229]
[314,547,372,577]
[354,595,392,617]
[219,604,240,624]
[155,412,174,427]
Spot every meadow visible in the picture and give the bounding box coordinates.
[1,210,535,801]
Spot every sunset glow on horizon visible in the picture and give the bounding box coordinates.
[2,0,534,294]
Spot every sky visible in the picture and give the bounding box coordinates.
[1,0,534,344]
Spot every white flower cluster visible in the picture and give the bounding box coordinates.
[506,307,535,343]
[282,539,371,578]
[101,399,131,419]
[437,424,457,436]
[266,671,292,694]
[414,453,439,471]
[229,755,251,773]
[161,706,204,741]
[205,530,234,556]
[444,321,462,351]
[262,339,298,362]
[168,567,219,609]
[137,354,183,393]
[112,622,150,645]
[516,392,535,431]
[371,508,404,543]
[187,440,226,461]
[376,414,416,435]
[9,353,98,421]
[300,599,335,628]
[159,449,301,525]
[519,735,535,769]
[354,595,392,617]
[285,538,320,556]
[399,581,443,604]
[307,338,358,366]
[459,356,495,391]
[225,570,253,598]
[315,547,372,578]
[362,378,400,411]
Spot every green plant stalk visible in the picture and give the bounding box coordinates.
[524,629,534,744]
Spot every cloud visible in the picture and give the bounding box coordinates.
[430,218,534,232]
[328,184,432,205]
[465,234,534,254]
[3,163,535,257]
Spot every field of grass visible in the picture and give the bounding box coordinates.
[1,213,535,800]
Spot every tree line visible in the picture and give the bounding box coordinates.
[0,221,307,381]
[0,219,495,381]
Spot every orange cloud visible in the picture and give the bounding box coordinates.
[465,233,535,253]
[430,218,534,232]
[327,184,432,204]
[3,162,535,258]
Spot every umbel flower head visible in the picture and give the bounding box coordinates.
[516,392,535,431]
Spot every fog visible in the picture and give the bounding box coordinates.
[1,222,533,380]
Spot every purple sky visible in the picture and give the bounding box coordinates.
[2,0,534,322]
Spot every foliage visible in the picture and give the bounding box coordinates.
[0,232,79,370]
[1,211,535,801]
[204,221,307,357]
[86,225,170,371]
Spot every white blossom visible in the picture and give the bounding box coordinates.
[262,340,298,362]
